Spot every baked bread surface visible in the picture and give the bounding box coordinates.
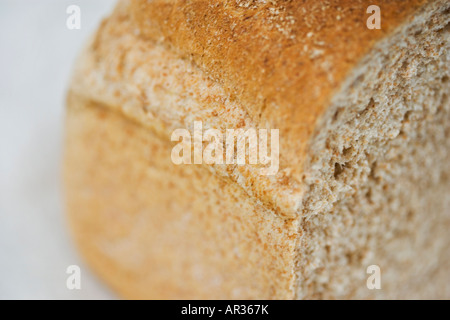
[65,0,450,298]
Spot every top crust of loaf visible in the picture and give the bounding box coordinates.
[70,0,446,218]
[130,0,430,176]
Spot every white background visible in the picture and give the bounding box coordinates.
[0,0,117,299]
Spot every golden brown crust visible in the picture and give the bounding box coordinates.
[65,93,298,299]
[130,0,429,178]
[71,3,305,218]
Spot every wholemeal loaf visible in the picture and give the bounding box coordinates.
[65,0,450,299]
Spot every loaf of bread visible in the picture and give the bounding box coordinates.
[65,0,450,299]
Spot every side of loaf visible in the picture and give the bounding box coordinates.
[65,0,450,299]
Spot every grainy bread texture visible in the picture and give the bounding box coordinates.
[65,0,450,299]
